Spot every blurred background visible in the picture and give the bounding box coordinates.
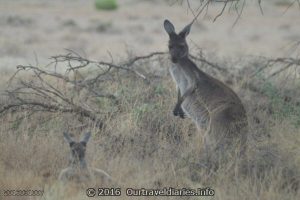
[0,0,300,71]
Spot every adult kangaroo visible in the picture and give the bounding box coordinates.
[163,19,248,168]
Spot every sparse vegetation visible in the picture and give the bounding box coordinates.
[0,51,299,199]
[261,80,300,127]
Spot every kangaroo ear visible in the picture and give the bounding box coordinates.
[179,22,192,38]
[80,132,91,144]
[164,19,175,36]
[63,132,75,145]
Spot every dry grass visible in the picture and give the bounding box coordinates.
[0,55,299,200]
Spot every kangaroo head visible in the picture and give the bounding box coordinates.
[164,19,192,63]
[63,132,91,168]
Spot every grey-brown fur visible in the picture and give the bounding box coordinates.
[59,132,112,184]
[163,19,248,168]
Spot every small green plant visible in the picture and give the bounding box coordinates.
[95,0,118,10]
[134,103,154,120]
[154,84,166,95]
[261,81,300,127]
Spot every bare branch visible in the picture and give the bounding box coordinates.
[0,51,169,128]
[251,57,300,79]
[5,49,273,131]
[176,0,281,25]
[213,1,228,22]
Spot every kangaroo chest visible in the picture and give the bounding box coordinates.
[169,64,189,93]
[68,167,92,182]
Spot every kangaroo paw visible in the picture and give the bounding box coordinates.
[179,110,186,119]
[173,105,185,119]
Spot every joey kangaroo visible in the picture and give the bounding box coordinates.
[59,132,113,185]
[163,19,248,167]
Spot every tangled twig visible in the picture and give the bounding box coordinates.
[251,57,300,79]
[1,50,228,127]
[1,51,166,126]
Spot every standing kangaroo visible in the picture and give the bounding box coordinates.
[59,132,113,185]
[163,19,248,167]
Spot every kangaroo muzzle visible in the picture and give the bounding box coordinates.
[171,56,178,63]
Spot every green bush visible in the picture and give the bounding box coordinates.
[95,0,118,10]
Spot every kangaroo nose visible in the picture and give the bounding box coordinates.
[171,57,178,63]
